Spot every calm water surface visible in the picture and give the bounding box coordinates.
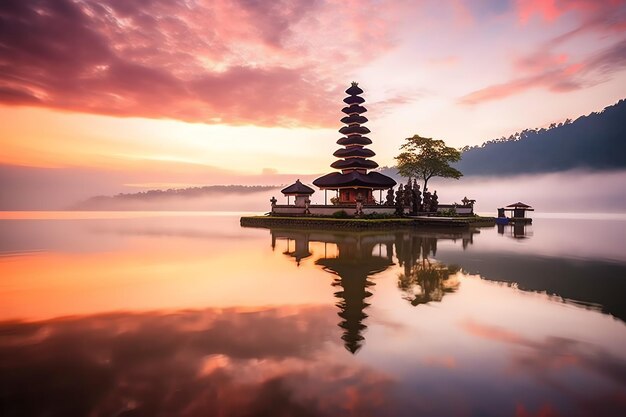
[1,212,626,417]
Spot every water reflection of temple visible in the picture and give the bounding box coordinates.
[265,223,626,337]
[271,232,312,265]
[317,237,393,353]
[270,227,478,353]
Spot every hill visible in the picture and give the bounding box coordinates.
[72,185,280,210]
[454,99,626,176]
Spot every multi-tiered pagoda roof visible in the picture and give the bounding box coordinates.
[313,83,396,190]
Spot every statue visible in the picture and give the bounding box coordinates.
[270,196,277,206]
[431,190,439,212]
[412,180,422,214]
[304,197,311,215]
[461,196,476,208]
[385,188,395,206]
[423,189,432,212]
[403,179,413,208]
[355,192,364,216]
[395,184,404,215]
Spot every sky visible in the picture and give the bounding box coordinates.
[1,0,626,206]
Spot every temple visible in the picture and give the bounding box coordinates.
[267,82,476,217]
[313,82,396,203]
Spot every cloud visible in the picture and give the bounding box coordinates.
[0,86,41,104]
[515,0,626,24]
[462,319,626,386]
[0,0,399,127]
[458,1,626,105]
[459,66,581,105]
[460,38,626,105]
[368,89,427,116]
[0,306,395,417]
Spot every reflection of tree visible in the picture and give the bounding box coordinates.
[395,234,460,307]
[398,259,460,307]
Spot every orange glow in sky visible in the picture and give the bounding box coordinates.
[1,0,626,205]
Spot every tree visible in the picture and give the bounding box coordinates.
[395,134,463,191]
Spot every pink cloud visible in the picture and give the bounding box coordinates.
[422,355,458,369]
[516,0,625,24]
[462,320,526,344]
[460,38,626,105]
[514,51,569,72]
[461,2,626,105]
[0,0,399,127]
[0,305,399,417]
[461,320,626,387]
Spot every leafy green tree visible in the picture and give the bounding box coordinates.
[395,134,463,191]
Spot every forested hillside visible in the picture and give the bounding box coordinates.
[454,99,626,175]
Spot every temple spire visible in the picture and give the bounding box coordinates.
[313,83,396,204]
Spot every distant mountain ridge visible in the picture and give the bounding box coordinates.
[73,185,279,210]
[454,99,626,176]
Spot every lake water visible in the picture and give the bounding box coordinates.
[1,212,626,416]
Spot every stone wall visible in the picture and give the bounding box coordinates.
[240,216,485,230]
[272,204,396,216]
[272,203,473,216]
[241,216,413,230]
[436,204,474,215]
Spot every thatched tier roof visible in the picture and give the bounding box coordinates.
[281,179,315,195]
[506,202,533,208]
[330,158,379,170]
[337,136,372,146]
[343,95,365,105]
[341,114,368,125]
[341,105,367,115]
[345,83,364,95]
[333,147,376,158]
[313,171,396,189]
[339,125,371,136]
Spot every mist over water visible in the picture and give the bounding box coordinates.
[72,189,282,212]
[2,166,625,213]
[105,169,624,214]
[424,169,626,214]
[293,169,626,215]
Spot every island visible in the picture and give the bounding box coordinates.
[241,83,493,230]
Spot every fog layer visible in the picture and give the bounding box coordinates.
[424,169,626,214]
[2,163,625,213]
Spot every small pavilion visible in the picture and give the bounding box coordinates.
[313,82,396,204]
[498,202,534,222]
[281,179,315,206]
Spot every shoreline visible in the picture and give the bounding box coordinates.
[240,215,496,230]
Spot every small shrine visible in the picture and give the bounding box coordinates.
[497,202,534,224]
[280,179,314,207]
[313,82,396,203]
